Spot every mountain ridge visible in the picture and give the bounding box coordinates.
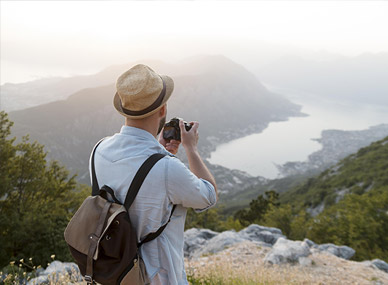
[1,55,262,112]
[8,55,303,186]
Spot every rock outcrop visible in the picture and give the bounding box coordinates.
[28,261,82,285]
[239,224,285,245]
[184,224,284,258]
[184,224,356,261]
[264,238,311,265]
[362,259,388,274]
[183,228,218,257]
[184,224,387,276]
[316,243,356,260]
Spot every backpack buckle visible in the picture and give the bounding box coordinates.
[84,275,95,284]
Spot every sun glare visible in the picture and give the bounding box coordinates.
[1,1,388,84]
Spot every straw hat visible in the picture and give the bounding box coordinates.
[113,64,174,119]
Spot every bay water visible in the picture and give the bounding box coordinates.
[208,90,388,179]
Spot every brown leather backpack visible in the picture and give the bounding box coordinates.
[64,140,175,285]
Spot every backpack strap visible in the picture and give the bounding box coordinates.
[91,138,105,196]
[85,200,112,284]
[92,148,176,245]
[123,153,166,209]
[122,153,176,246]
[138,204,177,247]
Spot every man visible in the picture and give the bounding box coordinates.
[90,64,218,284]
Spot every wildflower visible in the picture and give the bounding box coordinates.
[29,257,33,261]
[10,261,15,266]
[23,272,27,276]
[20,258,24,263]
[51,254,55,260]
[37,265,41,269]
[19,264,22,267]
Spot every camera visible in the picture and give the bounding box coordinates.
[163,117,192,141]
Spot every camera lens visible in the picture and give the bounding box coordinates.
[163,126,176,140]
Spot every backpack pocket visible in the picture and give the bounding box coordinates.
[119,256,146,285]
[99,212,130,259]
[64,195,126,260]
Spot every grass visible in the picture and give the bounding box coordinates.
[185,255,313,285]
[1,255,82,285]
[186,263,311,285]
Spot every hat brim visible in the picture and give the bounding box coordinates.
[113,75,174,119]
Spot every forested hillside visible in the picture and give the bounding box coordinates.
[0,112,88,269]
[231,136,388,261]
[280,136,388,212]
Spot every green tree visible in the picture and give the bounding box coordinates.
[220,216,244,232]
[234,190,279,226]
[262,204,293,237]
[185,205,244,232]
[289,210,309,240]
[0,111,16,198]
[0,111,89,268]
[307,188,388,261]
[185,207,224,231]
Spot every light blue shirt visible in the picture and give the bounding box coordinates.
[89,126,217,284]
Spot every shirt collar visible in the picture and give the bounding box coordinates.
[120,125,157,140]
[119,125,173,156]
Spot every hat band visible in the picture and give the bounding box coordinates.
[120,77,166,116]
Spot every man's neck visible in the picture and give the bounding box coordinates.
[125,117,158,138]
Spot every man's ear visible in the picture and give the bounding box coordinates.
[160,104,167,118]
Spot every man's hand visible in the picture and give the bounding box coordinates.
[180,120,199,151]
[179,120,218,198]
[158,128,181,155]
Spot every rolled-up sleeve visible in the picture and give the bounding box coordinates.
[166,157,216,212]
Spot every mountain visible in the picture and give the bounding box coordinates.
[218,173,310,215]
[0,60,171,112]
[4,52,388,110]
[8,55,303,186]
[253,52,388,106]
[280,135,388,216]
[1,54,289,112]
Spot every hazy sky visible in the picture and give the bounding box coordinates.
[1,1,388,84]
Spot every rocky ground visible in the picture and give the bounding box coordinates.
[186,241,388,284]
[184,225,388,284]
[20,224,388,284]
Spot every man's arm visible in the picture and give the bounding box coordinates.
[179,120,218,200]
